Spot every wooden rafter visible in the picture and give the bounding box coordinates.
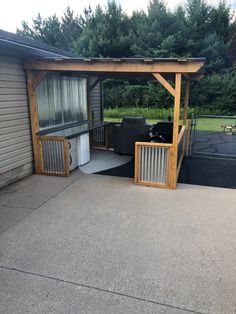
[152,73,176,97]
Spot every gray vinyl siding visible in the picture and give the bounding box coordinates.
[88,77,102,121]
[0,54,33,188]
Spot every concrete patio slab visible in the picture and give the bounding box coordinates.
[0,174,236,314]
[0,169,84,235]
[0,169,83,210]
[0,205,35,235]
[0,268,184,314]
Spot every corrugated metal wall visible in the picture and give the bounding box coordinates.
[88,77,102,121]
[0,54,33,188]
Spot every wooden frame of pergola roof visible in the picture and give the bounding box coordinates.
[24,57,205,189]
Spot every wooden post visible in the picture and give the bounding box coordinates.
[170,73,182,189]
[183,80,190,125]
[134,143,139,184]
[27,71,41,174]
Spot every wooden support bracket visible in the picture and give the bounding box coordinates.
[89,78,100,92]
[152,73,176,97]
[31,71,47,91]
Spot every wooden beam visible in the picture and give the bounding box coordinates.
[134,142,172,148]
[183,80,190,125]
[23,60,205,74]
[169,73,182,189]
[31,71,47,91]
[152,73,176,97]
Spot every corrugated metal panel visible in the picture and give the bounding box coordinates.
[89,77,102,121]
[0,54,33,184]
[139,146,168,184]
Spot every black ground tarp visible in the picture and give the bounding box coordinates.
[96,156,236,189]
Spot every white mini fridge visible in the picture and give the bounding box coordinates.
[77,133,90,166]
[68,138,78,171]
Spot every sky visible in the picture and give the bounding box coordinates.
[0,0,235,33]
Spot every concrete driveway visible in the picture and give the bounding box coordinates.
[0,171,236,314]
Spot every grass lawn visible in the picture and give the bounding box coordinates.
[196,118,236,131]
[103,107,236,131]
[104,117,236,132]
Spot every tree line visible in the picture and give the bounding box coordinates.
[18,0,236,114]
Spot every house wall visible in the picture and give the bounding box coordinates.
[0,54,33,189]
[88,77,103,121]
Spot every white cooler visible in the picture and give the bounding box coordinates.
[68,138,78,171]
[77,133,90,166]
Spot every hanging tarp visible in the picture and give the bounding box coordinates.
[36,73,87,130]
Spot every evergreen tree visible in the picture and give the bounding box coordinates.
[75,2,132,57]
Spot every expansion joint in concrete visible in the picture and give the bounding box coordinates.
[0,265,207,314]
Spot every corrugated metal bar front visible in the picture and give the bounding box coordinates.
[139,145,169,184]
[38,136,69,176]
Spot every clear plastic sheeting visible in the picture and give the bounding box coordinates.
[36,74,87,130]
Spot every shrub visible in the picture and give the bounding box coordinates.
[103,69,236,115]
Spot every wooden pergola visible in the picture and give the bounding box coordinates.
[24,57,205,189]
